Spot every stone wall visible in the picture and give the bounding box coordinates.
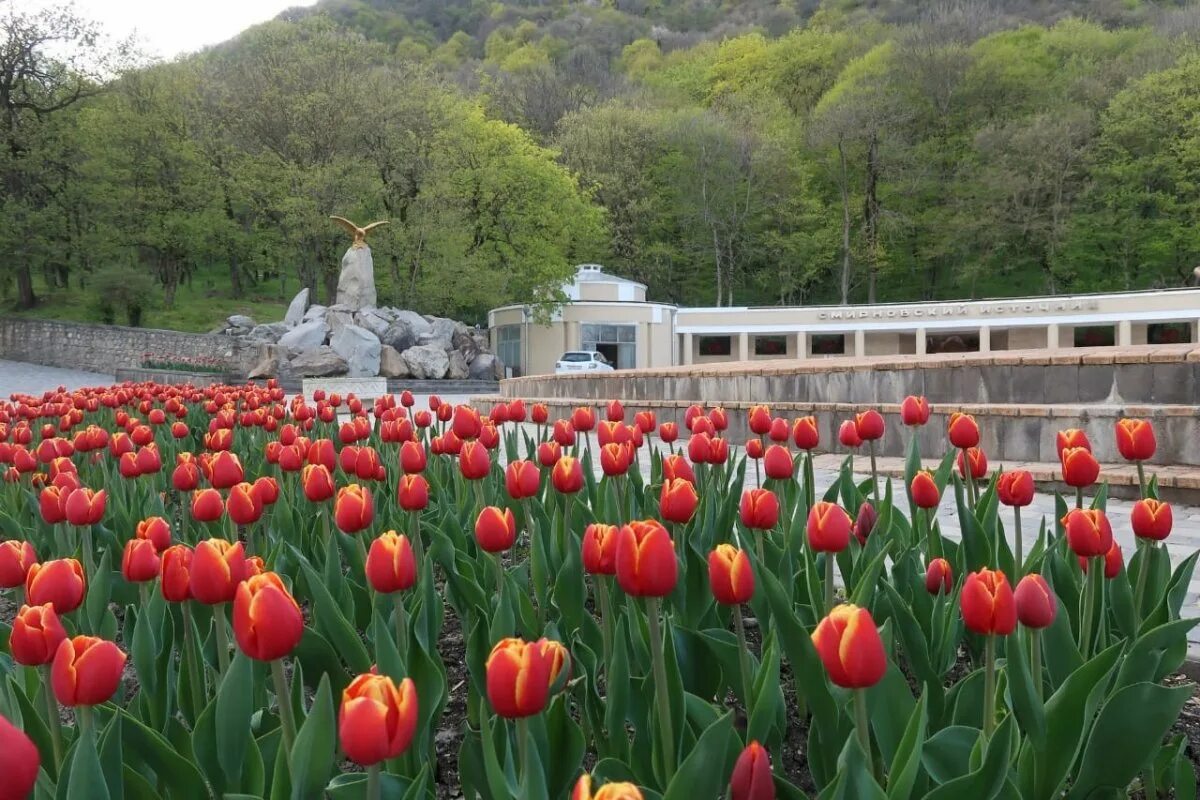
[0,317,257,376]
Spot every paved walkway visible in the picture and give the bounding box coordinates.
[0,360,113,399]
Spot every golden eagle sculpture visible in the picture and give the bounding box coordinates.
[329,216,390,249]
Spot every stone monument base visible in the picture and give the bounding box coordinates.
[302,376,388,401]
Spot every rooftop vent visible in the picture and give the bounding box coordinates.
[577,264,604,273]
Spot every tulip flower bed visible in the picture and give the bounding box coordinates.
[0,384,1196,799]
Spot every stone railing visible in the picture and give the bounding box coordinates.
[0,317,258,378]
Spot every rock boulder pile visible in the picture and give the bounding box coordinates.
[219,288,503,380]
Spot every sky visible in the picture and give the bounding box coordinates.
[33,0,320,59]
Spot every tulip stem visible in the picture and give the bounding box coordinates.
[517,716,532,789]
[394,593,408,662]
[78,704,94,739]
[755,530,764,566]
[408,511,423,564]
[1076,486,1084,510]
[646,597,676,781]
[182,602,207,712]
[596,578,613,672]
[853,688,873,775]
[982,635,997,740]
[213,606,231,674]
[1134,539,1152,621]
[80,524,96,590]
[271,659,296,771]
[1030,629,1043,704]
[733,604,754,712]
[1081,555,1104,658]
[1013,506,1023,576]
[1136,461,1147,498]
[868,441,880,508]
[824,553,835,614]
[366,764,381,800]
[493,552,505,598]
[41,664,63,768]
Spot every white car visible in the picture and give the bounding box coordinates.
[555,350,614,374]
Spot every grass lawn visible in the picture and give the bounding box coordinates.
[5,264,298,332]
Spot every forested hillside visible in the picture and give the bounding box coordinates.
[4,0,1200,329]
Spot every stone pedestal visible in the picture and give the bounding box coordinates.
[336,246,377,311]
[302,377,388,400]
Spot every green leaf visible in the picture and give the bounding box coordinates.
[66,731,111,800]
[119,709,207,800]
[661,712,738,800]
[921,726,979,785]
[1065,681,1193,799]
[290,673,335,800]
[216,650,255,789]
[1003,632,1046,749]
[886,693,926,800]
[300,562,371,673]
[923,716,1014,800]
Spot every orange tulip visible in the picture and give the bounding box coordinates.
[25,558,85,614]
[366,531,417,594]
[10,603,67,666]
[334,484,375,534]
[190,538,246,605]
[614,520,677,597]
[811,604,886,688]
[338,673,419,765]
[52,635,127,706]
[708,544,754,605]
[233,572,304,661]
[960,568,1017,635]
[572,774,644,800]
[485,637,567,718]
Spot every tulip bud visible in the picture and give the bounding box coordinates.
[1115,418,1156,462]
[900,395,930,426]
[0,712,40,800]
[582,523,618,575]
[160,544,193,602]
[1014,574,1057,629]
[191,538,246,605]
[52,635,127,706]
[708,544,754,605]
[233,572,304,661]
[1060,446,1099,488]
[0,539,37,589]
[485,637,567,718]
[452,405,482,440]
[122,539,160,583]
[552,456,584,494]
[910,470,941,509]
[366,531,416,594]
[730,740,775,800]
[338,673,419,765]
[209,451,244,489]
[25,558,85,614]
[852,501,876,546]
[837,420,861,448]
[10,603,67,666]
[807,501,852,553]
[961,568,1017,635]
[334,484,375,534]
[925,558,953,595]
[508,399,527,422]
[763,445,793,479]
[811,604,886,688]
[740,488,780,530]
[1131,498,1172,541]
[606,399,625,423]
[253,476,280,506]
[397,474,429,511]
[854,409,885,441]
[792,416,819,450]
[1062,508,1113,558]
[947,412,980,449]
[475,506,517,553]
[615,520,677,597]
[997,470,1034,507]
[659,477,698,524]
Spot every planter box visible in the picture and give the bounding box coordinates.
[114,367,240,386]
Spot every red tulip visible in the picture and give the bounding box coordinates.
[606,399,625,423]
[900,395,930,426]
[121,539,160,583]
[837,420,861,448]
[64,487,106,526]
[763,445,793,479]
[1115,418,1156,462]
[582,523,618,575]
[399,441,426,474]
[1056,428,1092,458]
[10,603,67,666]
[366,531,417,593]
[486,637,567,718]
[191,488,224,522]
[634,410,656,435]
[0,539,36,589]
[209,451,244,489]
[1131,498,1172,541]
[508,399,527,422]
[807,501,852,553]
[505,459,540,500]
[233,572,304,661]
[0,712,40,800]
[452,405,482,440]
[1079,540,1123,579]
[600,442,633,476]
[997,470,1034,507]
[160,545,193,602]
[172,461,201,491]
[792,416,819,450]
[614,520,677,597]
[475,506,517,553]
[730,740,775,800]
[253,476,280,506]
[947,412,979,449]
[551,456,584,494]
[190,538,246,605]
[660,477,698,524]
[661,454,695,484]
[748,405,772,436]
[1060,446,1099,488]
[687,431,713,463]
[956,447,988,480]
[136,516,171,551]
[853,501,877,546]
[811,604,886,688]
[537,440,562,467]
[745,438,764,460]
[708,544,754,605]
[960,568,1016,635]
[1014,574,1057,629]
[25,558,85,614]
[301,464,336,503]
[925,558,953,594]
[338,673,419,765]
[39,484,68,524]
[854,409,885,441]
[910,470,941,509]
[334,485,374,533]
[709,407,729,432]
[572,407,596,433]
[739,488,780,530]
[52,635,127,706]
[397,474,429,511]
[658,422,679,443]
[226,482,264,526]
[1062,508,1113,558]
